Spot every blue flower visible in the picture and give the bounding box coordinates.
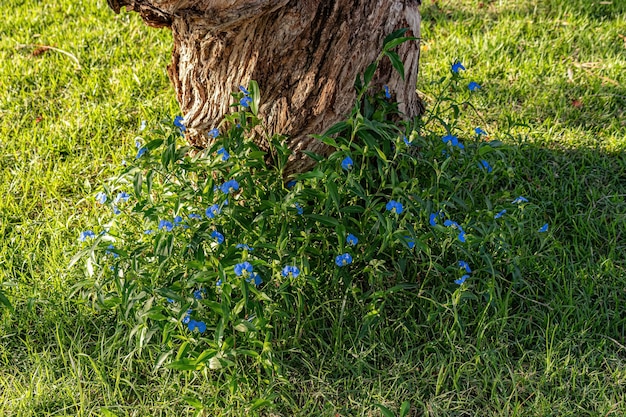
[282,265,300,278]
[468,82,481,91]
[211,230,225,244]
[112,205,121,215]
[173,215,186,228]
[135,139,142,149]
[386,200,403,214]
[193,289,205,300]
[182,309,192,324]
[95,192,107,204]
[246,272,263,286]
[429,212,439,226]
[458,231,467,243]
[295,203,303,215]
[216,279,222,287]
[442,134,464,149]
[236,243,254,251]
[239,85,250,95]
[444,219,458,228]
[114,192,130,204]
[512,196,528,204]
[158,220,174,232]
[144,229,154,235]
[335,253,353,267]
[495,209,507,219]
[286,180,297,189]
[384,85,391,99]
[475,127,487,136]
[234,261,253,276]
[208,128,219,138]
[187,319,206,334]
[404,237,416,249]
[538,223,549,233]
[173,116,186,132]
[403,136,412,146]
[240,96,252,108]
[455,275,470,285]
[135,147,147,159]
[346,234,358,246]
[479,160,493,173]
[105,244,119,258]
[205,204,221,219]
[220,179,239,194]
[451,61,466,73]
[458,260,471,273]
[341,156,354,170]
[217,147,230,161]
[188,213,202,220]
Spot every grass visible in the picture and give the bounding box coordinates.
[1,0,625,415]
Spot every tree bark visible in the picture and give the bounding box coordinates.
[108,0,423,176]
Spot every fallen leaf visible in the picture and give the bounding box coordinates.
[32,45,52,56]
[35,115,44,123]
[571,99,583,108]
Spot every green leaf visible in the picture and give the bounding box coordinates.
[0,290,14,313]
[383,28,409,48]
[384,36,418,51]
[374,403,395,417]
[399,401,411,417]
[364,62,378,87]
[305,214,340,227]
[385,51,405,80]
[133,170,143,197]
[248,80,260,116]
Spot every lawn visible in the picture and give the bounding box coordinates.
[1,0,625,416]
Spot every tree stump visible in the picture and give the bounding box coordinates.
[107,0,423,176]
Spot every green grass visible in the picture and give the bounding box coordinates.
[1,0,625,415]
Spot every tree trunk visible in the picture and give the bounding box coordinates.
[107,0,423,176]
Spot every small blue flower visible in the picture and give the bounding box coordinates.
[246,272,263,286]
[211,230,225,244]
[136,147,147,159]
[205,204,221,219]
[187,319,206,334]
[173,116,186,132]
[112,205,121,215]
[95,192,107,204]
[495,209,507,219]
[144,229,154,235]
[282,265,300,278]
[106,244,120,258]
[475,127,487,136]
[386,200,403,214]
[479,160,493,173]
[216,147,230,161]
[444,219,459,228]
[236,243,254,251]
[458,260,471,273]
[341,156,354,170]
[512,196,529,204]
[234,261,254,276]
[455,275,470,285]
[216,279,222,287]
[335,253,353,267]
[429,212,439,227]
[158,220,174,232]
[220,179,239,194]
[286,180,297,189]
[182,309,192,324]
[208,128,219,138]
[193,289,205,300]
[173,215,185,227]
[114,191,130,204]
[468,81,481,91]
[240,96,252,108]
[458,231,467,243]
[443,134,464,149]
[405,237,415,249]
[538,223,549,233]
[188,213,202,220]
[346,234,358,246]
[239,85,250,95]
[295,203,303,215]
[403,136,412,146]
[135,138,142,149]
[384,85,391,99]
[451,61,466,73]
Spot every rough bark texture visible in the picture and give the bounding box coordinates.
[108,0,423,176]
